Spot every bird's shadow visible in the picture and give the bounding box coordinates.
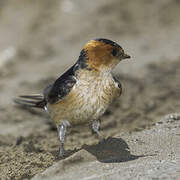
[82,137,143,163]
[54,137,144,163]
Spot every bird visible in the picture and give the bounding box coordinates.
[14,38,131,157]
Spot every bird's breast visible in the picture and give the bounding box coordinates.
[48,72,121,125]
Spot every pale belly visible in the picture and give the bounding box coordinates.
[47,76,121,126]
[48,91,110,125]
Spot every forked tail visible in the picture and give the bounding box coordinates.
[14,94,46,109]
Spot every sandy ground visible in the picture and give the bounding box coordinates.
[0,0,180,179]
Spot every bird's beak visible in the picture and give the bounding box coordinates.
[122,54,131,60]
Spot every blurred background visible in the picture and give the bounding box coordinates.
[0,0,180,179]
[0,0,180,104]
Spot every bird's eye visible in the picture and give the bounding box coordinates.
[112,48,118,57]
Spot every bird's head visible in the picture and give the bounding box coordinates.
[77,38,131,72]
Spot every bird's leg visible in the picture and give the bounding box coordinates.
[57,120,70,157]
[91,119,105,142]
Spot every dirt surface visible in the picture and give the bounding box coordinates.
[0,0,180,179]
[33,114,180,180]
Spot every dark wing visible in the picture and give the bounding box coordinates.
[113,75,122,95]
[45,65,77,104]
[14,65,77,108]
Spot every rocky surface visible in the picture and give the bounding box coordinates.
[33,114,180,180]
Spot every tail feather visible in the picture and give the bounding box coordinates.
[14,94,46,109]
[19,94,43,100]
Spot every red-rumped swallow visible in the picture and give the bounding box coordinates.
[15,38,131,157]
